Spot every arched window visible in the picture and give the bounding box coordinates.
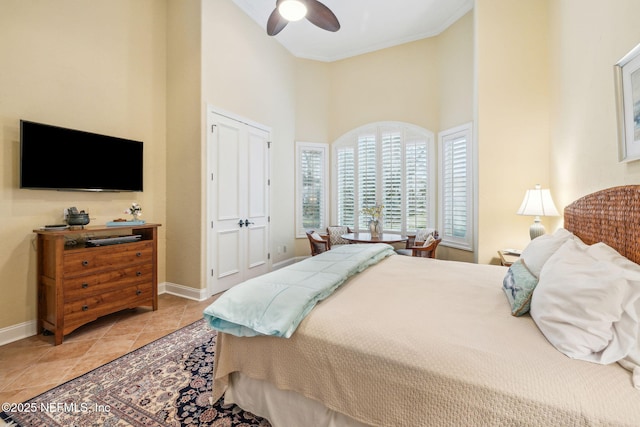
[332,122,436,234]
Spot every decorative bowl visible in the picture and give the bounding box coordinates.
[67,213,90,226]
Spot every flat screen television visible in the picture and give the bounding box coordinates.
[20,120,143,192]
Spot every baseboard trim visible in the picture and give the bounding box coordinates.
[1,265,307,346]
[273,256,304,270]
[0,320,37,347]
[0,282,203,346]
[161,282,209,301]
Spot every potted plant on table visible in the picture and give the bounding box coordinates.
[361,203,384,238]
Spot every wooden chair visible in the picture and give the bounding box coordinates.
[396,230,441,258]
[306,230,330,256]
[409,237,441,258]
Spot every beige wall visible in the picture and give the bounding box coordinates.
[295,59,331,144]
[438,12,475,131]
[475,0,640,266]
[166,0,301,289]
[166,0,202,288]
[293,38,442,255]
[293,13,475,257]
[4,0,640,333]
[436,11,475,263]
[200,0,298,271]
[328,39,440,141]
[0,0,300,330]
[475,0,551,264]
[0,0,167,330]
[293,59,331,255]
[548,0,640,210]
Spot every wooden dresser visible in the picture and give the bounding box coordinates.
[34,223,160,345]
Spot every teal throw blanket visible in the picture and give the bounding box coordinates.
[203,243,395,338]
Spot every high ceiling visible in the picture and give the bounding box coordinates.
[231,0,474,62]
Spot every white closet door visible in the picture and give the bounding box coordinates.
[208,110,270,295]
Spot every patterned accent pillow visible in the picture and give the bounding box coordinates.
[327,226,350,245]
[502,258,538,316]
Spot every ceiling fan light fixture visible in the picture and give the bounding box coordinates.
[278,0,307,22]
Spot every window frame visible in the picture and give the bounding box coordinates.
[295,141,329,238]
[332,122,436,235]
[438,122,474,251]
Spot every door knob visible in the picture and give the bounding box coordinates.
[244,219,254,227]
[238,219,244,228]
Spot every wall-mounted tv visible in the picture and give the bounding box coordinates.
[20,120,143,192]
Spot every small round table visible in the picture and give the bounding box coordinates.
[341,232,408,244]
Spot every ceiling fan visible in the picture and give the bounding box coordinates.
[267,0,340,36]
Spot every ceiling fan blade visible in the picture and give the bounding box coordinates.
[305,0,340,32]
[267,7,288,36]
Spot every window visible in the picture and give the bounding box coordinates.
[439,123,473,251]
[296,142,329,237]
[333,123,435,234]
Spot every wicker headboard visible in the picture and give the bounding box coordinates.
[564,185,640,264]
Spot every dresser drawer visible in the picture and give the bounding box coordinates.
[64,241,153,277]
[63,263,153,301]
[63,283,154,332]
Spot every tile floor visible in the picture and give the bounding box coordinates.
[0,293,219,404]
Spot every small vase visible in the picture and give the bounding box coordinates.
[132,213,140,222]
[369,220,382,238]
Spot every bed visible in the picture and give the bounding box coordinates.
[204,186,640,427]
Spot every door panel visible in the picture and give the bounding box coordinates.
[217,124,242,220]
[247,225,267,269]
[208,109,270,295]
[248,130,267,218]
[217,229,240,278]
[245,127,270,280]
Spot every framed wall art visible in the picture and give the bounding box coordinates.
[615,42,640,162]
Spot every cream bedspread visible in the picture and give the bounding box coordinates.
[213,255,640,426]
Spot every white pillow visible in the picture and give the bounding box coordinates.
[311,232,325,242]
[519,227,573,278]
[415,228,435,242]
[530,238,640,389]
[422,234,436,247]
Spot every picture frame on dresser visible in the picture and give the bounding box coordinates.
[614,41,640,162]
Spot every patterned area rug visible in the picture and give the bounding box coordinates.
[0,320,271,427]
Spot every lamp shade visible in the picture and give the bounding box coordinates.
[278,0,307,21]
[517,184,560,217]
[517,184,559,239]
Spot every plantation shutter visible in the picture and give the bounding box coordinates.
[300,148,324,228]
[336,147,355,227]
[295,142,328,237]
[440,125,472,249]
[406,137,429,230]
[358,135,377,229]
[332,122,438,237]
[381,130,402,232]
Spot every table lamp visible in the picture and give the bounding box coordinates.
[517,184,560,239]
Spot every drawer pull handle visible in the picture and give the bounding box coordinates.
[82,283,89,289]
[136,289,142,296]
[136,271,142,277]
[82,305,89,311]
[82,260,89,266]
[136,252,142,257]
